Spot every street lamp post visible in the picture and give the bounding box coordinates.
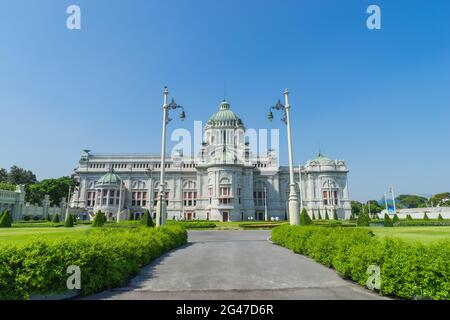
[146,167,153,216]
[156,87,186,227]
[268,89,299,225]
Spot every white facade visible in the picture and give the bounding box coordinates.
[71,100,351,221]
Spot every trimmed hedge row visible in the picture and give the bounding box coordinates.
[272,225,449,300]
[397,220,450,227]
[0,225,187,299]
[166,220,217,229]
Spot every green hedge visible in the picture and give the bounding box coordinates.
[397,219,450,227]
[0,226,187,299]
[272,225,449,300]
[166,220,217,229]
[238,222,286,229]
[12,222,65,228]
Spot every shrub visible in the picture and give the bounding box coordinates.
[0,210,12,228]
[406,214,413,221]
[333,209,338,220]
[312,212,316,220]
[33,216,41,221]
[397,219,450,227]
[438,214,444,221]
[23,216,31,221]
[300,208,312,226]
[324,211,330,220]
[51,214,60,223]
[167,220,216,229]
[393,214,399,223]
[423,213,430,220]
[357,212,370,226]
[92,211,106,227]
[272,225,449,300]
[384,214,393,227]
[0,226,187,299]
[141,210,154,228]
[349,212,355,221]
[317,210,322,220]
[64,214,74,228]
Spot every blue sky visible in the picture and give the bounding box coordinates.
[1,0,449,201]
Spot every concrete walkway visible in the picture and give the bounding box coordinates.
[87,230,385,300]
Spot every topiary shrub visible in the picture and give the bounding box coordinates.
[423,213,430,220]
[437,213,444,221]
[406,214,413,221]
[92,211,106,227]
[64,214,74,228]
[141,210,154,228]
[357,212,370,226]
[300,208,312,226]
[317,210,322,220]
[324,211,330,220]
[393,214,399,224]
[51,214,60,223]
[0,210,12,228]
[384,213,393,227]
[349,212,356,221]
[311,212,316,220]
[23,215,31,221]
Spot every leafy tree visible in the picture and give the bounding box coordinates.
[0,210,12,228]
[64,214,75,228]
[92,211,106,227]
[351,201,362,216]
[0,168,7,183]
[141,210,154,227]
[26,176,77,206]
[393,214,399,223]
[367,200,384,214]
[423,213,430,220]
[300,208,312,226]
[51,214,60,223]
[0,182,16,191]
[430,192,450,207]
[437,214,444,221]
[8,165,36,185]
[396,194,427,209]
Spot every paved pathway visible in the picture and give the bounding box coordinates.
[87,230,385,300]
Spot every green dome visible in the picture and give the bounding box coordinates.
[96,171,121,187]
[316,152,332,163]
[207,100,243,126]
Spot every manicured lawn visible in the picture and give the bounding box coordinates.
[0,226,90,244]
[369,226,450,244]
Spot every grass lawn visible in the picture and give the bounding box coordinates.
[0,226,90,244]
[369,226,450,244]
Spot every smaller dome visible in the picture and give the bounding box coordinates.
[96,171,121,187]
[315,152,332,163]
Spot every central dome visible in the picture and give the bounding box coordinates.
[96,170,121,187]
[207,100,243,127]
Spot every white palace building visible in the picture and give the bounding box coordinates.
[70,100,351,222]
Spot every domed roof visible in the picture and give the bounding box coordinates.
[315,152,332,163]
[207,100,243,126]
[96,170,121,187]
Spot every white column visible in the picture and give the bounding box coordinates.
[284,89,299,225]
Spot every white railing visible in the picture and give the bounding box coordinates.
[0,190,18,203]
